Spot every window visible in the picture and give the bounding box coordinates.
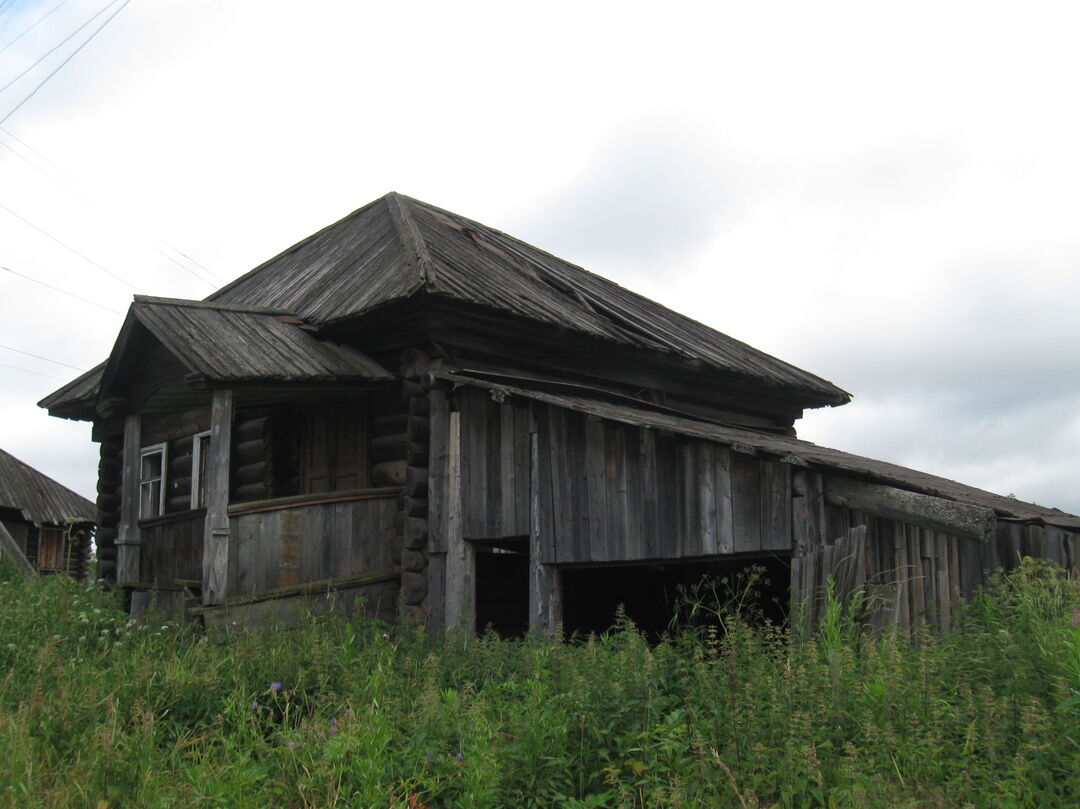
[139,443,167,519]
[191,430,212,509]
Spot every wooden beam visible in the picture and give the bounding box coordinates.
[116,414,141,585]
[443,410,475,634]
[0,522,36,579]
[823,476,996,543]
[529,432,562,634]
[202,390,233,604]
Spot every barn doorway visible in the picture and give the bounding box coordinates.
[474,544,530,637]
[560,555,790,640]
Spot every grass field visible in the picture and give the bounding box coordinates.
[0,558,1077,808]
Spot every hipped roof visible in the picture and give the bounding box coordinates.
[43,193,849,418]
[0,448,95,526]
[438,372,1080,530]
[209,193,850,406]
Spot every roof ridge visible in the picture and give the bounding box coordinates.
[134,295,297,317]
[384,192,435,291]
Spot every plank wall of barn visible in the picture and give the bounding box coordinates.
[435,387,1080,634]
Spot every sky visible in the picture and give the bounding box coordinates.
[1,0,1079,514]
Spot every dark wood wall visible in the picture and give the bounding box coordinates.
[228,495,398,596]
[792,469,1080,632]
[453,388,791,562]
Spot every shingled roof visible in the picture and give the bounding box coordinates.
[209,193,850,406]
[0,448,95,526]
[104,297,391,387]
[42,192,850,417]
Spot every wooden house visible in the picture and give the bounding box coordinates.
[0,448,94,579]
[40,193,1080,634]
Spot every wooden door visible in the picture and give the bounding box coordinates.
[299,400,369,493]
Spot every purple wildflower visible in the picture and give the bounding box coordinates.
[251,700,259,709]
[269,682,283,692]
[1071,608,1080,627]
[328,717,339,735]
[455,751,465,761]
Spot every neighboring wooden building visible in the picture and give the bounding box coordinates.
[0,448,94,579]
[40,193,1080,633]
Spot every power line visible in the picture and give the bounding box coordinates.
[0,200,141,291]
[0,342,85,371]
[0,1,19,18]
[1,263,124,314]
[0,362,66,381]
[0,132,225,287]
[0,0,72,57]
[160,241,226,283]
[0,0,129,127]
[0,0,115,96]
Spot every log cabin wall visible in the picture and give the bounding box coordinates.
[95,435,123,582]
[232,411,275,502]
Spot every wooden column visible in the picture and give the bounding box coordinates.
[202,390,234,605]
[443,410,475,634]
[116,414,142,585]
[529,432,562,634]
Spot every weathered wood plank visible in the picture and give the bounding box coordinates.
[444,411,474,634]
[427,389,450,553]
[622,426,644,561]
[761,460,791,552]
[203,390,233,604]
[697,442,717,556]
[585,418,607,563]
[117,414,142,586]
[426,551,446,635]
[499,402,515,537]
[604,423,627,563]
[639,428,659,559]
[713,444,734,555]
[731,451,762,553]
[529,432,562,634]
[544,406,567,563]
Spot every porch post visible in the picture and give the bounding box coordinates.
[444,410,475,634]
[202,389,234,605]
[529,432,562,634]
[116,414,142,585]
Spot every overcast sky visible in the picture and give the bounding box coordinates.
[2,0,1079,514]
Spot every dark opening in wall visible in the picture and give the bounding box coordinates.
[475,546,530,637]
[560,554,790,640]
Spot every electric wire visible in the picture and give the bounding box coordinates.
[0,342,85,371]
[0,0,72,57]
[0,200,141,291]
[0,131,224,286]
[1,263,124,314]
[0,0,118,96]
[0,0,129,127]
[0,361,67,381]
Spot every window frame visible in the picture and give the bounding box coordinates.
[190,430,212,510]
[139,442,168,520]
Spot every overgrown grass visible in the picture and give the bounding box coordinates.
[0,557,1077,808]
